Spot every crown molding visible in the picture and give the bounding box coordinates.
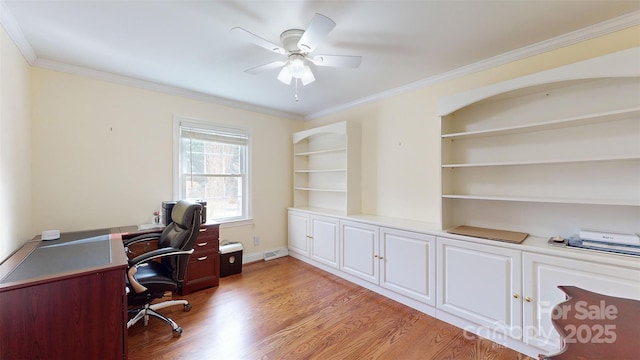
[305,10,640,120]
[0,0,36,63]
[33,58,303,120]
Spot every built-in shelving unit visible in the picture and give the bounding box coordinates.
[439,48,640,238]
[293,121,361,214]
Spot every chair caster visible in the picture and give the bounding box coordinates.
[184,303,192,312]
[173,327,183,338]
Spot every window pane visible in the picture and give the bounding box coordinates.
[185,175,244,221]
[181,138,244,175]
[202,141,243,175]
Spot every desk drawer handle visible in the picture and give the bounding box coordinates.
[197,256,208,261]
[199,228,207,232]
[197,242,208,247]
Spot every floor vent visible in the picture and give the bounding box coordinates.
[263,249,287,261]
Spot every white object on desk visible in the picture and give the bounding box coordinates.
[41,230,60,240]
[137,223,164,231]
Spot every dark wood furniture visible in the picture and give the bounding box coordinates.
[0,229,129,359]
[540,286,640,360]
[181,223,220,294]
[119,223,220,294]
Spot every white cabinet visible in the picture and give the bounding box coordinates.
[340,220,379,284]
[439,48,640,238]
[522,252,640,353]
[309,215,339,268]
[287,210,339,269]
[437,235,640,356]
[293,121,361,214]
[380,227,436,305]
[341,220,435,305]
[288,210,310,256]
[437,236,522,336]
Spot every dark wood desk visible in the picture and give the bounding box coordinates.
[0,229,129,359]
[540,286,640,360]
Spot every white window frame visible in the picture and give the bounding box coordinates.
[173,116,252,225]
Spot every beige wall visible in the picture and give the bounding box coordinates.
[30,68,299,258]
[0,27,31,262]
[307,26,640,225]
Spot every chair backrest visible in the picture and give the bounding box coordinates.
[158,200,202,282]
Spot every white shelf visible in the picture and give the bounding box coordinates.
[439,49,640,238]
[296,187,347,193]
[295,169,347,173]
[442,107,640,140]
[295,147,347,156]
[442,194,640,207]
[442,155,640,168]
[292,121,361,214]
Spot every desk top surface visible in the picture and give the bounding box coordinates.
[0,229,128,290]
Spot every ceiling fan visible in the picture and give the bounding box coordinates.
[231,13,362,88]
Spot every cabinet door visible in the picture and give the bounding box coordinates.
[309,215,339,268]
[381,228,436,305]
[288,211,309,256]
[340,220,379,284]
[437,236,522,337]
[522,252,640,353]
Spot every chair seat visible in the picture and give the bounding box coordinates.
[130,261,178,291]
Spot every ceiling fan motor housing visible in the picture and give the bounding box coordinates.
[280,29,306,53]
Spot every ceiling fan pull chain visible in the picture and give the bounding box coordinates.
[294,78,299,102]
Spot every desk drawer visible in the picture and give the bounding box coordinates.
[182,249,219,294]
[193,238,217,254]
[198,224,219,241]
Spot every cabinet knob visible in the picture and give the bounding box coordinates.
[306,235,313,239]
[197,256,208,261]
[197,242,208,247]
[379,256,384,260]
[513,293,520,299]
[199,228,207,233]
[525,297,532,303]
[374,255,379,258]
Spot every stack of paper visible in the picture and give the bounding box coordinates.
[568,231,640,256]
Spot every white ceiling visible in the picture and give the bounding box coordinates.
[3,1,640,119]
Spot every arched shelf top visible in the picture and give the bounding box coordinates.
[293,121,346,144]
[438,47,640,116]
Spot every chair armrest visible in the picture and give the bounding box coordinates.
[128,247,194,268]
[123,232,162,247]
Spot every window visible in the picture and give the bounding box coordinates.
[174,118,250,224]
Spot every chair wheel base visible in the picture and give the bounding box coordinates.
[173,327,183,337]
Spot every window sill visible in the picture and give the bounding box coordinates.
[214,218,254,229]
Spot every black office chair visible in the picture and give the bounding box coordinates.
[124,199,202,337]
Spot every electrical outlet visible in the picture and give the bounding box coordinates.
[253,236,260,246]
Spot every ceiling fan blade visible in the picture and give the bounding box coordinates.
[311,55,362,68]
[245,60,286,75]
[231,27,286,54]
[297,13,336,53]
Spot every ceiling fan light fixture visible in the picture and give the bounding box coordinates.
[279,54,315,86]
[289,54,306,77]
[300,65,315,86]
[277,66,293,85]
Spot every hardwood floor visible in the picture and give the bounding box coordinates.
[128,256,532,359]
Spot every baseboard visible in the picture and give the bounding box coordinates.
[243,247,289,264]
